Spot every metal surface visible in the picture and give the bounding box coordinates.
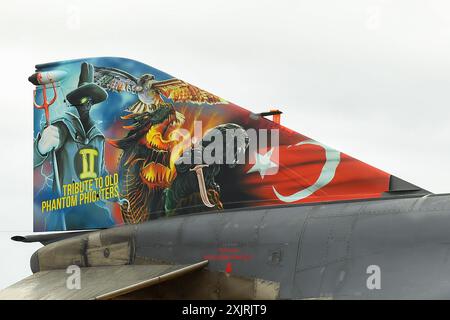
[11,230,95,245]
[8,193,450,299]
[116,269,280,300]
[132,193,450,299]
[0,262,208,300]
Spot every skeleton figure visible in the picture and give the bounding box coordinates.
[34,62,115,230]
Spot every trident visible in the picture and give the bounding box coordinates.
[32,72,63,196]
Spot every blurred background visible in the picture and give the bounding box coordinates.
[1,0,450,289]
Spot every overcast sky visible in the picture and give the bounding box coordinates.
[1,0,450,289]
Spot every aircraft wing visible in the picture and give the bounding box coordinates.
[0,261,208,300]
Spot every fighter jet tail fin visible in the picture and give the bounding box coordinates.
[32,57,430,232]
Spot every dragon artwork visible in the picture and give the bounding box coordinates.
[93,67,247,223]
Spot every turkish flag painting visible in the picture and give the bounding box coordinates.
[242,138,391,206]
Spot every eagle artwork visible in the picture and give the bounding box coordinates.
[93,66,227,223]
[94,67,225,113]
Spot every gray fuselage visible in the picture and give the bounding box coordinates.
[30,193,450,299]
[125,193,450,298]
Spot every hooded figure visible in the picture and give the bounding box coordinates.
[34,62,115,230]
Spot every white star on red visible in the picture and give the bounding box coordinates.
[246,148,278,179]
